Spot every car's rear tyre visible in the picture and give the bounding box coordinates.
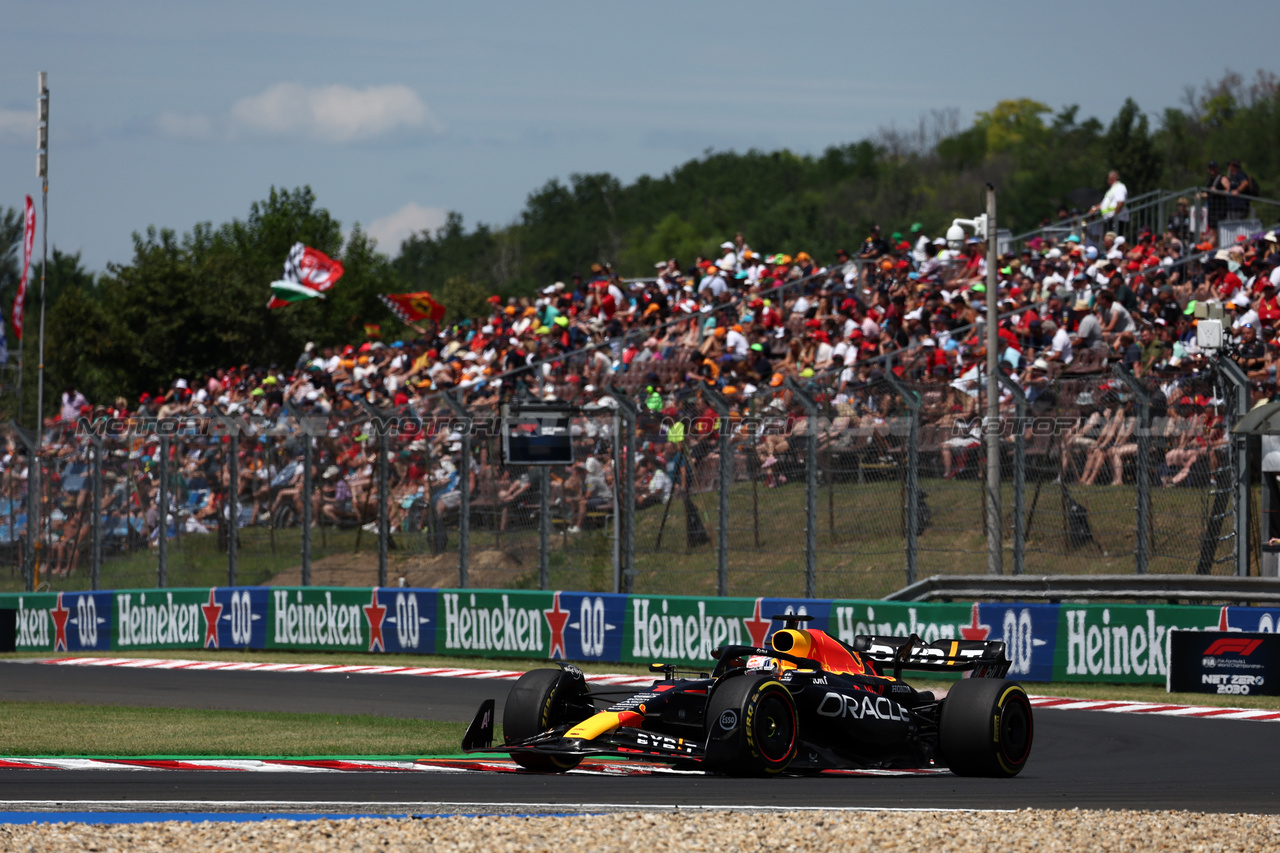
[704,674,799,776]
[503,669,586,772]
[939,678,1033,777]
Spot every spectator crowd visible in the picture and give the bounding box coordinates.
[5,163,1280,576]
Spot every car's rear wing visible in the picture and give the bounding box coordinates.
[851,634,1011,679]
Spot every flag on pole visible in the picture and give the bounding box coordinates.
[363,323,381,339]
[12,195,34,341]
[379,291,446,324]
[267,243,345,309]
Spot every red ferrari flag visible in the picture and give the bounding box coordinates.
[12,195,34,341]
[379,291,446,324]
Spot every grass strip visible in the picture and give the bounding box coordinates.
[0,701,471,757]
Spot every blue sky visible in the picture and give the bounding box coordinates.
[1,1,1276,273]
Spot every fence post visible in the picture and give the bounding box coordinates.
[1112,365,1152,574]
[606,386,640,595]
[90,435,103,590]
[882,372,922,587]
[286,403,315,586]
[538,469,550,590]
[1217,357,1251,577]
[377,429,389,588]
[158,435,169,588]
[698,387,732,597]
[356,398,392,588]
[227,429,239,586]
[10,423,36,591]
[996,370,1027,576]
[442,392,471,588]
[785,378,819,598]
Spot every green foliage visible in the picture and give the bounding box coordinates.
[974,98,1052,153]
[1105,98,1160,194]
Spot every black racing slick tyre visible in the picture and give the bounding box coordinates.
[939,678,1034,778]
[503,669,586,772]
[704,675,799,776]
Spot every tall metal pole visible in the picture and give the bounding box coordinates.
[36,73,48,461]
[984,184,1003,576]
[29,73,48,577]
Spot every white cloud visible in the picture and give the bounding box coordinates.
[0,108,37,144]
[155,112,215,141]
[231,83,436,142]
[366,202,449,253]
[153,83,437,144]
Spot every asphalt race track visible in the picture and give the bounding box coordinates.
[1,661,1277,814]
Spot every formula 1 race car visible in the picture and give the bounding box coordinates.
[461,615,1033,777]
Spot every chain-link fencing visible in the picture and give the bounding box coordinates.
[0,355,1257,596]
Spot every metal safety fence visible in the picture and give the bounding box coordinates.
[0,355,1256,599]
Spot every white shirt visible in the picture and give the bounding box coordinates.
[1233,308,1260,330]
[699,275,727,298]
[724,329,748,358]
[1100,181,1129,220]
[913,235,931,264]
[1051,327,1074,364]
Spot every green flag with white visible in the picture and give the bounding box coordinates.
[267,242,345,309]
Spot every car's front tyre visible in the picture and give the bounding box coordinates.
[503,669,585,772]
[704,674,799,776]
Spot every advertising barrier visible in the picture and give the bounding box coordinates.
[2,587,1278,686]
[1168,630,1280,697]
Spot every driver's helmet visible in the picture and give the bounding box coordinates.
[744,654,778,673]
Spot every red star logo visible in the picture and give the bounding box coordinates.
[1218,605,1231,631]
[743,598,772,648]
[51,592,70,652]
[364,589,388,652]
[201,589,223,649]
[960,603,990,641]
[543,592,570,659]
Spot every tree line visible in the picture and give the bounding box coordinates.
[0,71,1276,422]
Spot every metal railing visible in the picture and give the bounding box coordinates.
[1010,186,1280,252]
[886,574,1280,604]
